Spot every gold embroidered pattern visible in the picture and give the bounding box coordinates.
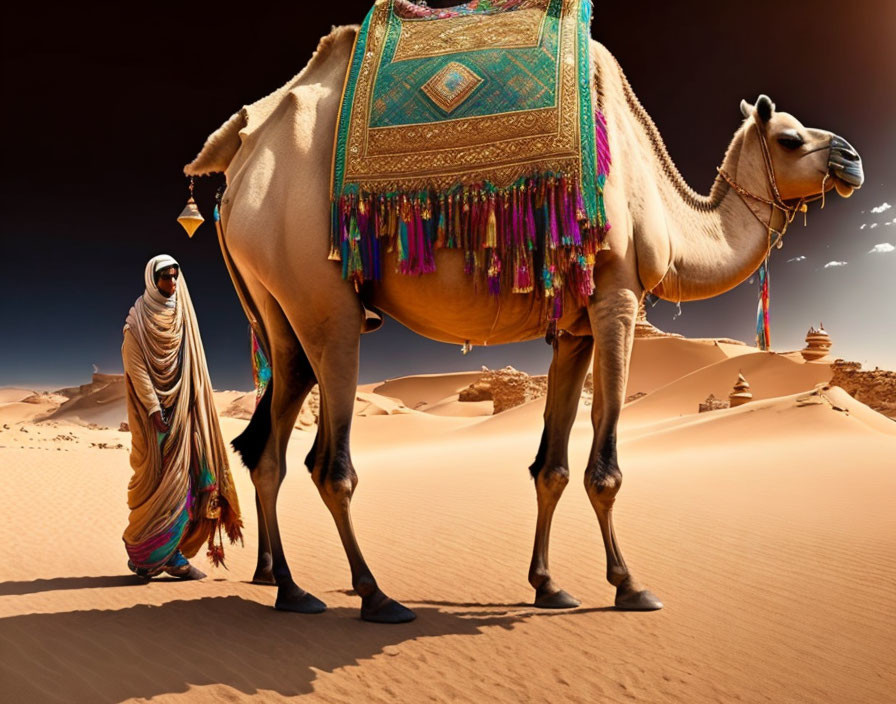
[392,3,549,63]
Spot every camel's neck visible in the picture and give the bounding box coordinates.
[621,82,784,302]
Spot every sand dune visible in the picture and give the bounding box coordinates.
[45,374,127,427]
[626,337,731,396]
[623,350,833,426]
[372,371,486,410]
[1,338,894,703]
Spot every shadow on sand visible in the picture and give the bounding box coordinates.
[0,593,591,702]
[0,575,189,596]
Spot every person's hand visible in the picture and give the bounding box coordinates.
[150,411,170,433]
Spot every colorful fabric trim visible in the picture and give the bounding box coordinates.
[331,0,610,318]
[756,261,770,350]
[251,327,272,403]
[393,0,537,20]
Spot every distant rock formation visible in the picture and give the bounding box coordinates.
[699,394,730,413]
[830,360,896,419]
[46,373,127,427]
[801,324,833,361]
[459,366,547,414]
[729,373,753,407]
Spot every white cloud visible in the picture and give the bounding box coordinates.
[869,243,895,254]
[824,261,848,268]
[871,202,892,214]
[787,255,807,263]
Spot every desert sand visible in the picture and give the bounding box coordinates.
[1,336,895,703]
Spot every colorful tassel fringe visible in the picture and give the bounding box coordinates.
[330,113,612,320]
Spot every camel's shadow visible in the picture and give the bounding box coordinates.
[0,591,576,702]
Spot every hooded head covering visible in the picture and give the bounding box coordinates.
[122,254,242,570]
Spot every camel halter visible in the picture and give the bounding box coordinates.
[714,121,831,349]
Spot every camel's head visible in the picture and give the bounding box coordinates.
[739,95,863,201]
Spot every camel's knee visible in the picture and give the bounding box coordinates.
[535,465,570,498]
[315,451,358,508]
[252,450,286,486]
[585,465,623,507]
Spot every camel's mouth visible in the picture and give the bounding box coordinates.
[832,176,856,199]
[827,134,863,198]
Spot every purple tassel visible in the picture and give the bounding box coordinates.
[596,111,612,177]
[548,181,559,247]
[525,188,536,249]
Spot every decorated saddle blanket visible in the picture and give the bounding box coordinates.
[330,0,611,317]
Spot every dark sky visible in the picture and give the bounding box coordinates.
[2,0,894,390]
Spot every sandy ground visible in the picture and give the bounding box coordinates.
[1,337,895,703]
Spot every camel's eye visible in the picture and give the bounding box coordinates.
[777,132,804,150]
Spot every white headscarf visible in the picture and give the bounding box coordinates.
[125,254,180,334]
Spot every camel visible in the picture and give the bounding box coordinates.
[185,25,863,623]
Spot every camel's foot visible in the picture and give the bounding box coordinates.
[361,590,416,624]
[614,579,663,611]
[534,588,581,609]
[252,554,276,585]
[275,582,327,614]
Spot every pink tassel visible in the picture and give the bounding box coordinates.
[596,110,612,177]
[525,187,536,248]
[548,180,559,247]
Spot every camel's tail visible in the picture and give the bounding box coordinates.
[232,381,272,471]
[184,109,247,176]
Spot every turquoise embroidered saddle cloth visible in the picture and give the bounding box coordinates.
[330,0,611,317]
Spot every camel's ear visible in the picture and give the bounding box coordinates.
[755,94,775,122]
[740,99,752,118]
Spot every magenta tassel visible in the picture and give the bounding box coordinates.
[525,189,536,248]
[596,111,612,177]
[548,182,559,247]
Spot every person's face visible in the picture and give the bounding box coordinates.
[156,266,179,297]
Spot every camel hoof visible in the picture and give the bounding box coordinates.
[615,588,663,611]
[534,589,581,609]
[361,592,416,623]
[275,584,327,614]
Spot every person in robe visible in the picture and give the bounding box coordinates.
[122,254,242,579]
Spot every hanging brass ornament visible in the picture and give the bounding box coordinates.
[177,177,204,237]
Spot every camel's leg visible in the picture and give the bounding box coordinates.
[283,301,415,624]
[528,332,594,609]
[240,300,325,611]
[252,492,274,584]
[585,280,663,611]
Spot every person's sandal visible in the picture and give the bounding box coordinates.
[164,550,206,580]
[127,560,163,580]
[165,563,207,580]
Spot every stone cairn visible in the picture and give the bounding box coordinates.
[729,373,753,407]
[698,394,729,413]
[801,323,832,361]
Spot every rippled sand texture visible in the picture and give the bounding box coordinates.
[1,338,894,703]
